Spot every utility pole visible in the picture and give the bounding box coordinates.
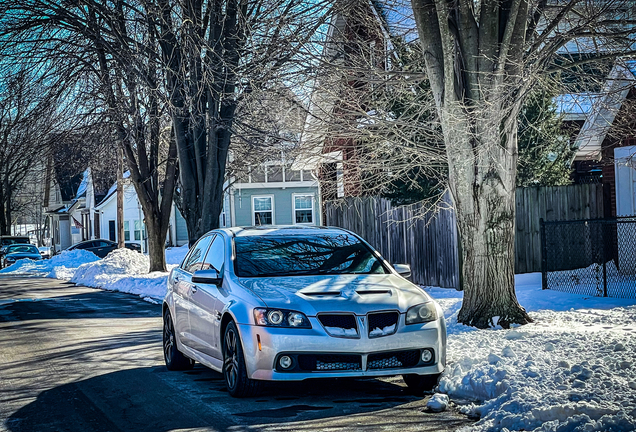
[117,145,125,248]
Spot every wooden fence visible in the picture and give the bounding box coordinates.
[324,183,605,288]
[324,192,460,288]
[514,183,604,274]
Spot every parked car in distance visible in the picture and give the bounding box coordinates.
[0,236,31,247]
[65,239,142,258]
[162,226,447,398]
[0,244,42,269]
[38,247,51,259]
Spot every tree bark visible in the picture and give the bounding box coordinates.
[441,102,532,328]
[412,0,534,327]
[117,145,125,249]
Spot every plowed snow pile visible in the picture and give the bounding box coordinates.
[69,248,167,301]
[0,249,100,279]
[425,273,636,432]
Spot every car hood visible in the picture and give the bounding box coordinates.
[5,253,41,260]
[237,274,433,315]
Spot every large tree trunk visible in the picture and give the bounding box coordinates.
[442,101,532,328]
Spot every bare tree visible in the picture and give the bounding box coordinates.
[406,0,636,327]
[0,70,61,235]
[305,0,636,327]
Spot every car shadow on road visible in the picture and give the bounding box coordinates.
[6,365,472,432]
[0,291,160,322]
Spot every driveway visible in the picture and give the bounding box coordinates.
[0,275,473,431]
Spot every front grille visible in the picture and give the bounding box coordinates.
[367,350,420,370]
[318,314,357,329]
[297,354,362,371]
[318,314,358,337]
[368,311,399,337]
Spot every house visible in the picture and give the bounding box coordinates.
[226,162,321,227]
[557,60,636,217]
[43,163,91,253]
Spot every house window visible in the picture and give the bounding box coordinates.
[134,220,142,241]
[285,167,301,182]
[124,221,131,241]
[252,196,274,226]
[293,194,314,224]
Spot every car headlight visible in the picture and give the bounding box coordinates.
[405,303,438,324]
[253,308,311,328]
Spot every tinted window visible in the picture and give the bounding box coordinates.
[202,235,225,272]
[234,233,388,277]
[182,235,213,273]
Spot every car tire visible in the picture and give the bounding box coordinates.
[223,321,262,398]
[403,373,441,395]
[163,309,195,371]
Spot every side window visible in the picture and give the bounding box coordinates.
[82,241,96,249]
[181,235,213,274]
[202,235,225,273]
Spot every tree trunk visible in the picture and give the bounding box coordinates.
[143,212,167,273]
[0,183,7,235]
[442,102,533,328]
[116,146,125,249]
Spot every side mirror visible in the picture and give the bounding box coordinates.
[393,264,411,278]
[192,269,223,286]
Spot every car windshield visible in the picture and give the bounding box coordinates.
[7,245,39,254]
[234,233,389,277]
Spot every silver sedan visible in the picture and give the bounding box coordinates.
[162,226,446,397]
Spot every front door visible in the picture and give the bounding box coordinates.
[108,220,116,241]
[174,235,213,349]
[189,234,225,359]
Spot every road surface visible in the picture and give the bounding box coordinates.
[0,275,473,432]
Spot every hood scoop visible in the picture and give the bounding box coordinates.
[356,290,391,296]
[300,289,392,298]
[301,291,341,297]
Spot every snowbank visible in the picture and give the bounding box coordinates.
[0,246,184,302]
[425,280,636,432]
[0,249,100,279]
[165,245,189,265]
[68,249,167,301]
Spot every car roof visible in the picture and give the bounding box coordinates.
[220,225,350,238]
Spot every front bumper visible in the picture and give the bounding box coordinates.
[238,315,446,381]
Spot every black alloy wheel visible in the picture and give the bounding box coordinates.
[163,309,194,371]
[222,321,262,397]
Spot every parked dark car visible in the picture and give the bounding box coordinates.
[0,236,31,247]
[65,239,142,258]
[0,244,42,269]
[0,237,33,269]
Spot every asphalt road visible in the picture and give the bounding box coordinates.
[0,275,473,432]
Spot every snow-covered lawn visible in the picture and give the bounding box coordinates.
[1,250,635,431]
[425,274,636,432]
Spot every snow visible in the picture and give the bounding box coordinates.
[0,249,100,279]
[2,244,636,431]
[424,275,636,432]
[0,246,183,302]
[165,245,189,265]
[324,326,358,337]
[369,323,396,337]
[427,393,449,412]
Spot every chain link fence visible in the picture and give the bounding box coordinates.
[540,218,636,299]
